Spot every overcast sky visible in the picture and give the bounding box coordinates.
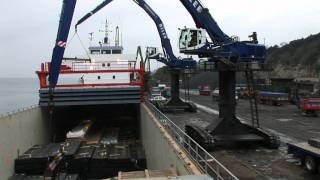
[0,0,319,78]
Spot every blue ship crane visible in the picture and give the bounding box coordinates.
[178,0,266,61]
[47,1,279,147]
[131,0,197,112]
[75,0,196,69]
[49,0,197,112]
[178,0,280,149]
[48,0,77,90]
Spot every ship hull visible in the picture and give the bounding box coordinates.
[0,103,202,179]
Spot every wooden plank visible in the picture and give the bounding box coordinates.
[148,169,177,177]
[144,169,149,178]
[118,171,122,180]
[119,169,177,179]
[120,171,145,178]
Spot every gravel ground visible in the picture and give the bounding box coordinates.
[165,93,320,180]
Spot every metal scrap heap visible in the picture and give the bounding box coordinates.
[11,130,146,179]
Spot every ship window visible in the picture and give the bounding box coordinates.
[112,50,122,54]
[101,50,111,54]
[91,50,100,54]
[97,76,101,80]
[113,75,116,79]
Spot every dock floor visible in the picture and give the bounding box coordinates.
[164,93,320,180]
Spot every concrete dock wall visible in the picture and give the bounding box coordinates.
[140,103,201,176]
[0,106,50,179]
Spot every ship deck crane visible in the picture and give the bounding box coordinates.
[48,0,77,90]
[178,0,280,148]
[74,0,197,112]
[47,0,278,148]
[48,0,197,112]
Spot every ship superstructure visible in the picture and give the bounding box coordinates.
[36,21,143,106]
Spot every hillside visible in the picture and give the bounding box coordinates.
[151,67,247,89]
[151,66,171,84]
[267,33,320,77]
[152,33,320,87]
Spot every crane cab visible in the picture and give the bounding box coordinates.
[179,28,207,51]
[146,47,160,58]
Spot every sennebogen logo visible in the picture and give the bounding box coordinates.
[158,24,168,39]
[189,0,204,13]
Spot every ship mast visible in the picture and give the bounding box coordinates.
[115,26,120,46]
[99,19,112,45]
[88,32,94,46]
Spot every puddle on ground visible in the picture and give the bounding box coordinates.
[276,119,293,122]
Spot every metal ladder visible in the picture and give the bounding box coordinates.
[245,70,260,128]
[183,70,191,102]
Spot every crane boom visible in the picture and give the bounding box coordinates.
[179,0,230,44]
[75,0,196,68]
[178,0,266,62]
[74,0,197,112]
[49,0,77,89]
[179,0,280,149]
[75,0,114,30]
[133,0,178,65]
[47,0,197,112]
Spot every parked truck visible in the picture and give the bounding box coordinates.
[287,138,320,174]
[199,86,211,96]
[257,91,289,106]
[299,97,320,117]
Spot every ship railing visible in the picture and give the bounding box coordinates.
[145,100,239,180]
[36,60,144,89]
[70,60,137,71]
[41,60,138,72]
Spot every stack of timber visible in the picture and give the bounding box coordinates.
[118,169,177,179]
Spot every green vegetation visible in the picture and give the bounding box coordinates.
[267,33,320,77]
[151,66,171,83]
[152,33,320,86]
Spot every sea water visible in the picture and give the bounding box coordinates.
[0,78,38,114]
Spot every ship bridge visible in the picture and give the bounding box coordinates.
[89,45,123,55]
[36,58,144,106]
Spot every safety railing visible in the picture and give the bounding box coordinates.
[145,100,238,180]
[41,60,137,73]
[70,60,137,71]
[36,60,144,89]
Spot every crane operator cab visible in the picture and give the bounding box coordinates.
[146,46,162,59]
[179,28,207,51]
[146,47,159,57]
